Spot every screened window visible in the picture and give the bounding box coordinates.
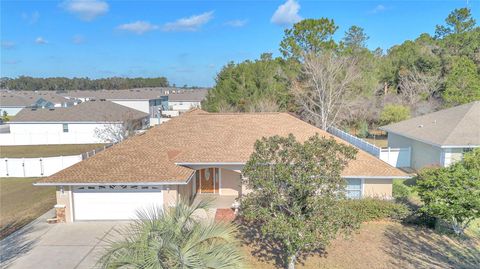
[62,123,69,133]
[346,178,362,199]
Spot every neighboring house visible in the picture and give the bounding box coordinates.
[0,94,32,116]
[2,100,149,145]
[167,89,208,112]
[62,89,169,125]
[35,109,406,222]
[0,91,76,116]
[380,101,480,170]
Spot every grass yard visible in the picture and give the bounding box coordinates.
[0,143,106,158]
[0,177,56,239]
[242,221,480,269]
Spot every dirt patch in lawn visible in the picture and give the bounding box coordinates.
[0,144,106,158]
[0,178,56,239]
[241,221,480,269]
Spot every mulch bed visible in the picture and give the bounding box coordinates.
[215,208,236,222]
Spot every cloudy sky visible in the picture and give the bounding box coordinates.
[1,0,479,87]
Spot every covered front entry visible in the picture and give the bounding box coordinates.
[72,185,164,220]
[196,168,219,194]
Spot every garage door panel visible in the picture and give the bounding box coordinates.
[73,187,163,221]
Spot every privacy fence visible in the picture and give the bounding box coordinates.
[1,144,112,177]
[327,126,411,168]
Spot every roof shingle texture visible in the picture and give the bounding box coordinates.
[39,110,406,184]
[11,100,149,122]
[381,101,480,147]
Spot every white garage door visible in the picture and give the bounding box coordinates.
[73,185,163,221]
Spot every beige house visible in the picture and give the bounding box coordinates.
[381,101,480,170]
[36,109,407,222]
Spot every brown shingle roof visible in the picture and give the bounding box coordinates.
[380,101,480,147]
[11,100,149,123]
[38,110,406,185]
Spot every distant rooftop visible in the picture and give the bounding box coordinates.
[61,88,209,101]
[0,91,70,107]
[11,100,149,123]
[380,101,480,147]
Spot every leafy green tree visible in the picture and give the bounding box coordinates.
[435,8,476,38]
[342,25,369,52]
[415,148,480,235]
[203,53,295,112]
[99,200,243,269]
[241,134,359,269]
[379,104,411,125]
[280,18,338,59]
[442,56,480,106]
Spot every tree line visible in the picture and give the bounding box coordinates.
[203,8,480,131]
[0,76,169,91]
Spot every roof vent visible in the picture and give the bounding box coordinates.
[418,124,424,128]
[49,108,55,111]
[433,120,437,124]
[100,98,106,101]
[31,108,37,111]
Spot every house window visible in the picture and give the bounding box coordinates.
[62,123,69,133]
[346,179,362,199]
[463,148,473,153]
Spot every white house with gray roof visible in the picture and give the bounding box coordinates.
[1,100,149,145]
[380,101,480,169]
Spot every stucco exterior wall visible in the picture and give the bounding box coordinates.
[56,186,73,223]
[111,100,150,114]
[220,169,242,196]
[178,178,194,203]
[363,178,393,198]
[163,186,178,207]
[387,133,442,170]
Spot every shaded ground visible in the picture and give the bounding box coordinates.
[0,178,55,239]
[0,144,106,158]
[242,221,480,269]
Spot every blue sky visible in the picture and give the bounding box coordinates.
[1,0,479,87]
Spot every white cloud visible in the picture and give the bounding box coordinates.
[117,21,159,34]
[72,34,85,44]
[271,0,302,26]
[62,0,109,21]
[224,19,248,27]
[35,37,48,44]
[370,4,387,14]
[163,11,214,32]
[21,11,40,24]
[1,40,16,49]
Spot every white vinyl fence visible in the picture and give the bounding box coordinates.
[0,132,101,146]
[328,126,411,168]
[0,144,112,177]
[1,155,82,177]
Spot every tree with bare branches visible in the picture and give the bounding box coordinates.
[398,68,440,105]
[293,52,359,130]
[94,112,146,143]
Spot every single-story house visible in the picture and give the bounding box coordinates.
[167,89,208,112]
[35,109,407,222]
[62,89,169,125]
[0,91,76,116]
[3,100,149,145]
[380,101,479,170]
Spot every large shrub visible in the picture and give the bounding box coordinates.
[415,148,480,235]
[393,180,412,199]
[379,104,411,125]
[342,198,411,222]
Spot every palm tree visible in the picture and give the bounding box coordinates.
[98,199,244,269]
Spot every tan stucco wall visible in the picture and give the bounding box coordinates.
[56,186,73,223]
[178,178,194,203]
[387,133,442,170]
[220,169,242,196]
[163,186,178,207]
[363,178,393,198]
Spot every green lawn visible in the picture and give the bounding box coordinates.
[0,178,56,239]
[0,144,106,158]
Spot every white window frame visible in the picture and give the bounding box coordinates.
[345,178,363,199]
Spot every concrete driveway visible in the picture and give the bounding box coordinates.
[1,210,127,269]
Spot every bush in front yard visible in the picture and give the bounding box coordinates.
[342,198,411,222]
[393,180,411,199]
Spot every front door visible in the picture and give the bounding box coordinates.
[200,168,214,193]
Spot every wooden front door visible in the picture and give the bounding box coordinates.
[200,168,214,193]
